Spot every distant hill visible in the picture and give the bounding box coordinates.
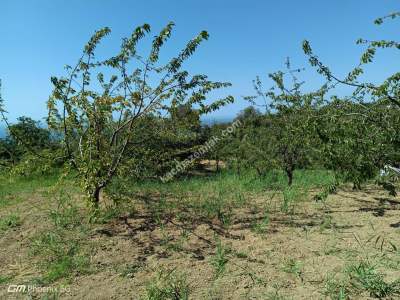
[201,116,233,126]
[0,117,234,139]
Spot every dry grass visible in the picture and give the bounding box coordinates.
[0,173,399,299]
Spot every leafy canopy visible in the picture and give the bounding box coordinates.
[47,22,233,207]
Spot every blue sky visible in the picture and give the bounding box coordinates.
[1,0,398,123]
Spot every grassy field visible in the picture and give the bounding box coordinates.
[0,170,400,299]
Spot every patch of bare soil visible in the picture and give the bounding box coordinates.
[1,186,400,299]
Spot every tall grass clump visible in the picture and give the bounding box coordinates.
[30,191,91,283]
[347,261,400,298]
[210,239,230,278]
[281,187,305,214]
[143,269,190,300]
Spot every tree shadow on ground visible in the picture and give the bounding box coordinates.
[93,192,366,264]
[358,197,400,217]
[390,222,400,228]
[330,192,400,217]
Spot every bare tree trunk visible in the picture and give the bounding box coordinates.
[286,167,294,186]
[90,186,102,209]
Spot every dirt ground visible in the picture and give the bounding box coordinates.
[0,185,399,299]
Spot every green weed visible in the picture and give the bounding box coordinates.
[0,213,21,231]
[314,181,338,203]
[30,231,91,283]
[251,208,270,234]
[143,269,190,300]
[319,215,335,232]
[122,169,334,200]
[265,289,290,300]
[0,275,12,284]
[210,240,230,278]
[198,195,232,226]
[119,263,143,278]
[281,187,304,214]
[49,194,82,230]
[347,261,400,298]
[324,274,350,300]
[282,258,303,278]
